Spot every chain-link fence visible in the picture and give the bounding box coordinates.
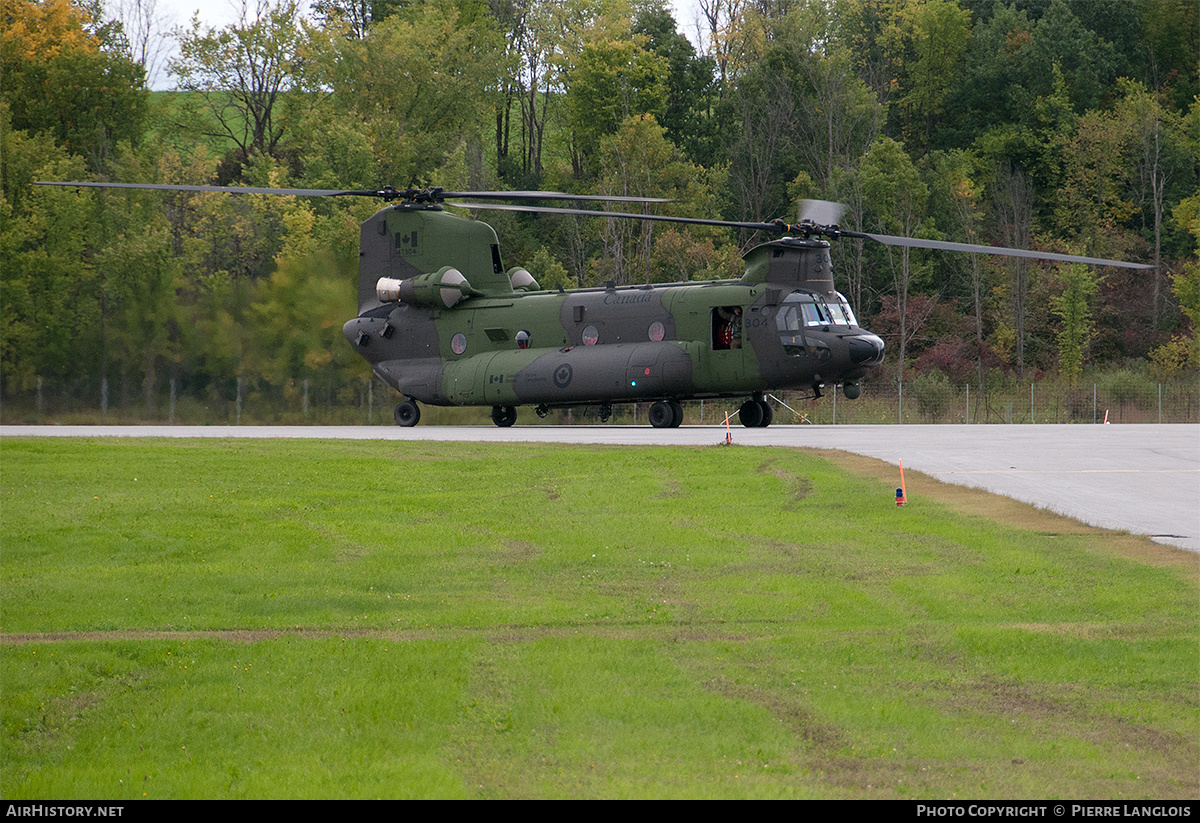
[776,378,1199,425]
[1,372,1197,426]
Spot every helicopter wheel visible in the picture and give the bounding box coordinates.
[491,405,517,427]
[394,400,420,427]
[668,400,684,427]
[649,401,675,428]
[598,403,612,423]
[738,399,764,428]
[756,399,773,427]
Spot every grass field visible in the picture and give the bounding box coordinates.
[1,437,1196,799]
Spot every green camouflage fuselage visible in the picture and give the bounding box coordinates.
[342,204,884,413]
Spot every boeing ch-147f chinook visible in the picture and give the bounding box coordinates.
[35,182,1153,428]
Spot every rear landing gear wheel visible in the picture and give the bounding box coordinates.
[756,399,773,427]
[491,405,517,427]
[738,399,763,428]
[668,400,684,427]
[649,401,675,428]
[394,400,420,427]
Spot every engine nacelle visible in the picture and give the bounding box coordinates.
[509,267,540,292]
[377,267,472,309]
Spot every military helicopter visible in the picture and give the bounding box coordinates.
[36,181,1153,428]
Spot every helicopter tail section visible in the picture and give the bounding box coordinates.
[357,206,512,314]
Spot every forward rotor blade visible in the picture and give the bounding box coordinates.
[798,199,846,225]
[451,201,775,231]
[441,191,674,203]
[859,232,1155,270]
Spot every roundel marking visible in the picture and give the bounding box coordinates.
[553,363,573,389]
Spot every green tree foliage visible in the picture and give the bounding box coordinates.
[1052,107,1136,254]
[315,3,503,186]
[0,114,96,389]
[632,1,719,166]
[1050,263,1100,384]
[567,39,667,175]
[0,0,147,169]
[878,0,972,153]
[4,0,1197,416]
[944,0,1118,149]
[248,239,359,390]
[311,0,410,38]
[922,148,996,395]
[587,114,738,286]
[1149,195,1199,379]
[169,0,312,174]
[862,135,931,383]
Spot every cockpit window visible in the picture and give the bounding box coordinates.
[801,302,829,327]
[778,291,831,328]
[827,293,857,326]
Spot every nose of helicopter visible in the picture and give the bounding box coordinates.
[848,333,885,365]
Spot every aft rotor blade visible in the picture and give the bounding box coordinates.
[35,181,674,204]
[858,232,1155,270]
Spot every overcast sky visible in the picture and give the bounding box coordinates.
[141,0,705,89]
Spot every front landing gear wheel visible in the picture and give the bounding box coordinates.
[491,405,517,427]
[394,400,420,427]
[738,399,763,428]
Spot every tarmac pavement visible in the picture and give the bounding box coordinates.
[3,423,1197,552]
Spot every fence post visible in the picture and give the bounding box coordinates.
[303,378,309,420]
[1093,384,1097,424]
[236,377,243,425]
[101,376,108,418]
[36,376,43,419]
[169,377,177,425]
[1030,383,1034,424]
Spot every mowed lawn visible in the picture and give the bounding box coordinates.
[1,437,1196,799]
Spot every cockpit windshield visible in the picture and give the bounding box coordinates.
[827,293,858,326]
[777,291,856,330]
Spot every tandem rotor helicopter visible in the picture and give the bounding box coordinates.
[36,181,1152,428]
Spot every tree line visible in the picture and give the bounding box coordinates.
[1,0,1197,419]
